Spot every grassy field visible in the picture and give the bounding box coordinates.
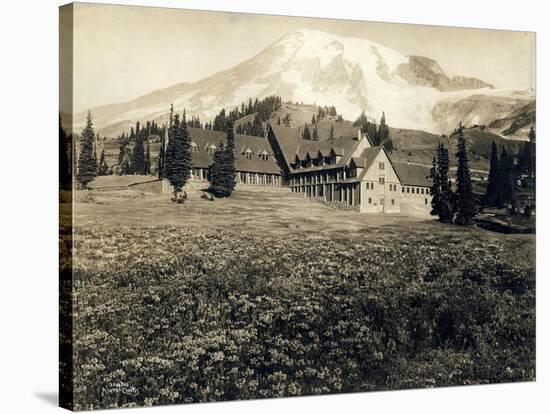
[62,177,535,410]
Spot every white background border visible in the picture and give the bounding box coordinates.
[0,0,547,412]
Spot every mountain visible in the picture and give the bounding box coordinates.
[72,29,534,137]
[488,100,536,139]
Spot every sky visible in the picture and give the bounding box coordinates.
[68,2,536,113]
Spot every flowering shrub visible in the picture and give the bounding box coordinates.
[69,223,535,410]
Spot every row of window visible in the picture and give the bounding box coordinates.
[403,186,429,195]
[190,142,271,161]
[365,181,398,191]
[293,155,339,169]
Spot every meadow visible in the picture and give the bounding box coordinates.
[62,177,535,410]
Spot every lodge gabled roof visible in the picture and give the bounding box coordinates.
[186,127,281,174]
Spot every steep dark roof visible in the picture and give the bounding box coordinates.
[269,125,363,173]
[186,127,281,174]
[393,162,431,187]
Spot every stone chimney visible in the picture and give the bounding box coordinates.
[356,129,361,141]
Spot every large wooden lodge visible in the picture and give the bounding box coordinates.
[166,125,431,214]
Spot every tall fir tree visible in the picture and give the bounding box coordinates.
[496,146,515,207]
[302,124,312,140]
[312,126,319,141]
[429,154,442,218]
[209,123,237,197]
[59,115,71,189]
[454,124,476,225]
[377,111,393,151]
[77,111,97,188]
[97,148,109,176]
[131,131,145,174]
[438,143,453,222]
[165,112,192,199]
[144,139,151,175]
[328,124,334,140]
[486,141,499,206]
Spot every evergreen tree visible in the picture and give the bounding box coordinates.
[209,123,237,197]
[438,143,452,222]
[59,115,71,189]
[329,124,334,140]
[131,131,145,174]
[144,140,151,175]
[158,125,167,179]
[302,124,312,140]
[377,111,391,149]
[120,147,131,175]
[277,116,281,126]
[97,148,109,176]
[165,112,192,200]
[496,146,515,207]
[429,155,442,218]
[283,113,291,127]
[77,111,97,188]
[486,141,499,206]
[312,126,319,141]
[454,125,476,225]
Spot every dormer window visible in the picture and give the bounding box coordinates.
[206,143,217,155]
[190,141,199,153]
[259,150,270,161]
[243,147,254,160]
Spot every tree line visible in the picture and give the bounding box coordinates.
[157,104,236,200]
[429,125,536,225]
[210,95,283,135]
[74,111,109,188]
[430,124,476,225]
[353,110,393,151]
[485,127,535,210]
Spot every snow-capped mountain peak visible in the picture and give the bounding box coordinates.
[73,29,534,136]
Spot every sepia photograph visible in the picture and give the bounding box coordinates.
[58,2,536,411]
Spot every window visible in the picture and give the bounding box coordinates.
[416,188,420,194]
[368,197,372,204]
[379,177,385,185]
[425,198,428,205]
[379,162,385,170]
[391,199,395,205]
[190,142,199,153]
[406,187,410,193]
[402,187,405,193]
[207,144,217,155]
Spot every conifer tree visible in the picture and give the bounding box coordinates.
[158,125,167,179]
[438,143,452,222]
[59,115,71,189]
[77,111,97,188]
[131,131,145,174]
[165,112,192,200]
[329,124,334,140]
[496,146,515,207]
[144,140,151,175]
[97,148,109,176]
[303,124,312,140]
[209,123,236,197]
[120,148,131,175]
[312,126,319,141]
[454,124,476,225]
[486,141,499,206]
[429,154,442,218]
[377,111,392,150]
